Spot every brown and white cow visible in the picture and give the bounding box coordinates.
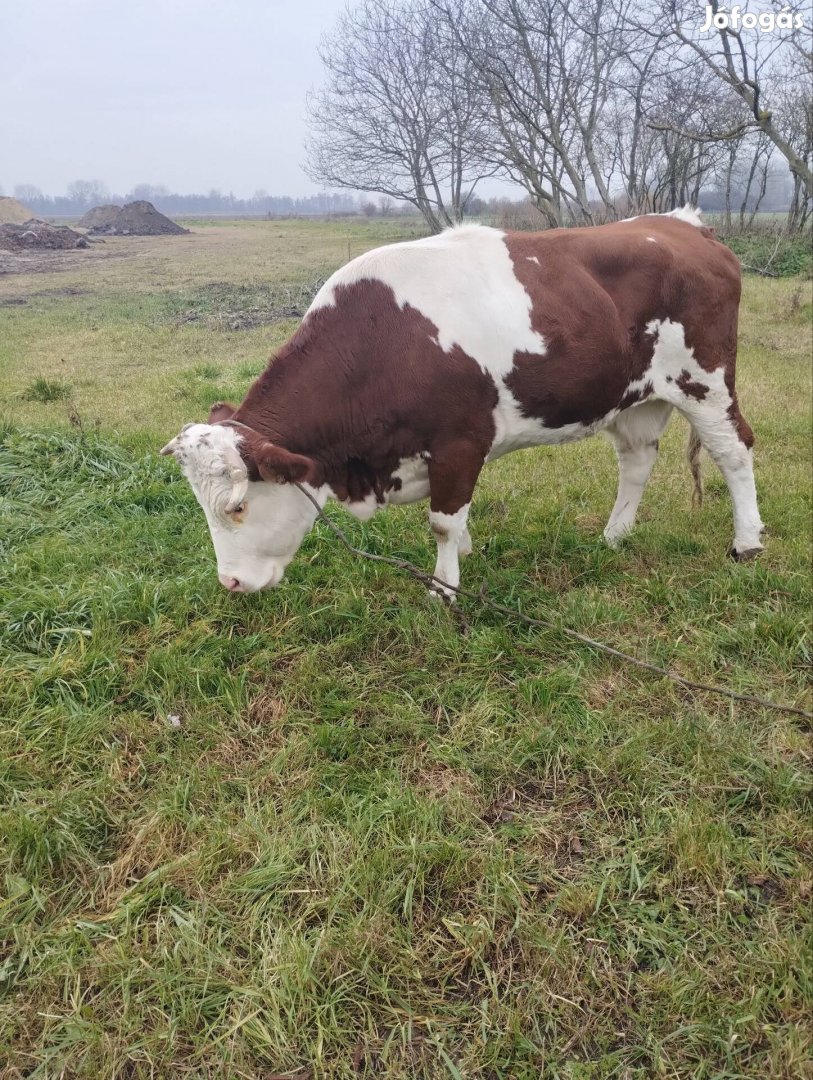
[161,207,763,598]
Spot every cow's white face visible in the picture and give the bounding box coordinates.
[160,423,323,593]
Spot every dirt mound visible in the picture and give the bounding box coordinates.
[87,200,188,236]
[0,220,89,251]
[78,204,122,229]
[0,197,34,224]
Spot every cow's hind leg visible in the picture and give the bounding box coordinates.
[676,395,763,558]
[603,400,674,547]
[646,317,764,558]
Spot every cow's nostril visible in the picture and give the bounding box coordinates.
[218,574,242,592]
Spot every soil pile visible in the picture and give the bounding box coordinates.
[0,220,89,251]
[86,201,188,236]
[78,204,122,230]
[0,197,35,224]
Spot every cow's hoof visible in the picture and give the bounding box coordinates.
[729,545,763,562]
[429,586,456,605]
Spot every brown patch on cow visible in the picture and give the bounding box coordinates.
[231,280,498,515]
[501,217,738,429]
[675,369,709,401]
[728,398,755,448]
[504,231,659,427]
[500,219,749,454]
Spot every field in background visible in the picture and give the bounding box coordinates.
[0,220,811,1078]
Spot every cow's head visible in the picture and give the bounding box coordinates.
[160,404,324,593]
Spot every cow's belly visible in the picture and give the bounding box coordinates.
[385,454,431,504]
[486,386,608,461]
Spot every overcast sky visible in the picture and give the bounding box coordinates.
[1,0,360,197]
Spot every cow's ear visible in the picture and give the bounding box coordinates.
[257,443,323,486]
[208,401,236,424]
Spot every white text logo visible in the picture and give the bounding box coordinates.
[700,5,806,31]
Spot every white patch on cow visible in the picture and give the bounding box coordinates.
[387,455,431,504]
[164,423,326,592]
[621,205,703,227]
[309,225,546,377]
[343,491,379,521]
[644,318,724,400]
[526,255,540,264]
[429,503,470,600]
[644,319,763,553]
[665,205,704,227]
[488,393,603,459]
[646,236,657,243]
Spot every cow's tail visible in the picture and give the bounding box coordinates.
[687,426,703,508]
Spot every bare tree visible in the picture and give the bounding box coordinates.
[433,0,636,224]
[305,0,494,232]
[66,179,110,208]
[775,44,813,228]
[128,183,170,203]
[13,183,44,204]
[306,0,809,233]
[635,0,813,201]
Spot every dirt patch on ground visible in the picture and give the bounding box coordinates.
[0,244,127,276]
[78,204,122,230]
[0,197,34,224]
[86,200,188,236]
[0,220,89,252]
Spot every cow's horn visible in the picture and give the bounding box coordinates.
[223,443,248,512]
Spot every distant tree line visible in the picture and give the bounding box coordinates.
[7,181,364,219]
[305,0,812,231]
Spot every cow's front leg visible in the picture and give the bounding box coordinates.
[427,443,483,602]
[429,503,471,601]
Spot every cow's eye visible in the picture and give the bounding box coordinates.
[230,502,246,515]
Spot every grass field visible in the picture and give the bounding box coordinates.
[0,220,811,1079]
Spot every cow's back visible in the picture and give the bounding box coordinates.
[253,216,741,467]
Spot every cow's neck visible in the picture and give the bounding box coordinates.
[233,324,412,509]
[233,335,331,452]
[232,329,392,505]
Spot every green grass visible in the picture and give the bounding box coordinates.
[0,220,811,1078]
[21,376,72,403]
